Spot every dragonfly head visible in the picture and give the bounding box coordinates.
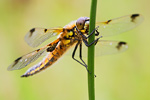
[76,17,89,30]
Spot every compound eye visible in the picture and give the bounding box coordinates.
[76,17,85,30]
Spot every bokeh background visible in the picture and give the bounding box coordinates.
[0,0,149,100]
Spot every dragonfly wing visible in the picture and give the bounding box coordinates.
[95,40,128,56]
[25,27,63,47]
[96,14,144,37]
[8,46,49,71]
[66,40,128,57]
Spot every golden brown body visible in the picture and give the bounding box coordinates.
[8,14,143,77]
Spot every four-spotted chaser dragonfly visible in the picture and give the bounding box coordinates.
[8,14,143,77]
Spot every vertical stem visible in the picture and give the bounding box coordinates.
[88,0,97,100]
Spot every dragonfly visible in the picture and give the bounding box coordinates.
[8,14,143,77]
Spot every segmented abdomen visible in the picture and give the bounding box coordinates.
[21,41,68,77]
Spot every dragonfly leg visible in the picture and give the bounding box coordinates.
[79,43,96,77]
[72,42,87,67]
[79,43,88,71]
[95,29,99,36]
[72,41,95,76]
[83,36,102,47]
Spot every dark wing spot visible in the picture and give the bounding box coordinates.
[116,42,127,50]
[44,29,47,33]
[15,57,22,63]
[36,49,40,52]
[107,20,112,24]
[47,47,54,52]
[29,28,35,37]
[131,14,139,22]
[30,28,35,33]
[105,20,112,24]
[13,57,22,66]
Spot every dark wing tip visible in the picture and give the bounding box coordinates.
[29,28,35,37]
[104,19,112,24]
[118,41,127,45]
[131,14,140,22]
[30,28,35,33]
[116,41,127,50]
[13,57,22,66]
[14,57,22,63]
[7,57,22,71]
[131,14,140,18]
[44,29,47,32]
[107,20,112,24]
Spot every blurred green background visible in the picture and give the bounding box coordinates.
[0,0,149,100]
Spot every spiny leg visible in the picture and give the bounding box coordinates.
[72,42,87,67]
[79,43,97,77]
[72,42,96,77]
[79,43,89,72]
[95,29,99,36]
[83,36,102,47]
[80,43,97,77]
[73,27,100,77]
[72,42,94,74]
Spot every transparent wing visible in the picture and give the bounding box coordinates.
[8,46,49,71]
[94,40,128,56]
[25,27,63,47]
[96,14,144,37]
[66,40,128,57]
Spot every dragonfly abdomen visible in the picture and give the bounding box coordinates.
[21,56,56,77]
[21,42,68,77]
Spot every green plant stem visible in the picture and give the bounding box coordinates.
[88,0,97,100]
